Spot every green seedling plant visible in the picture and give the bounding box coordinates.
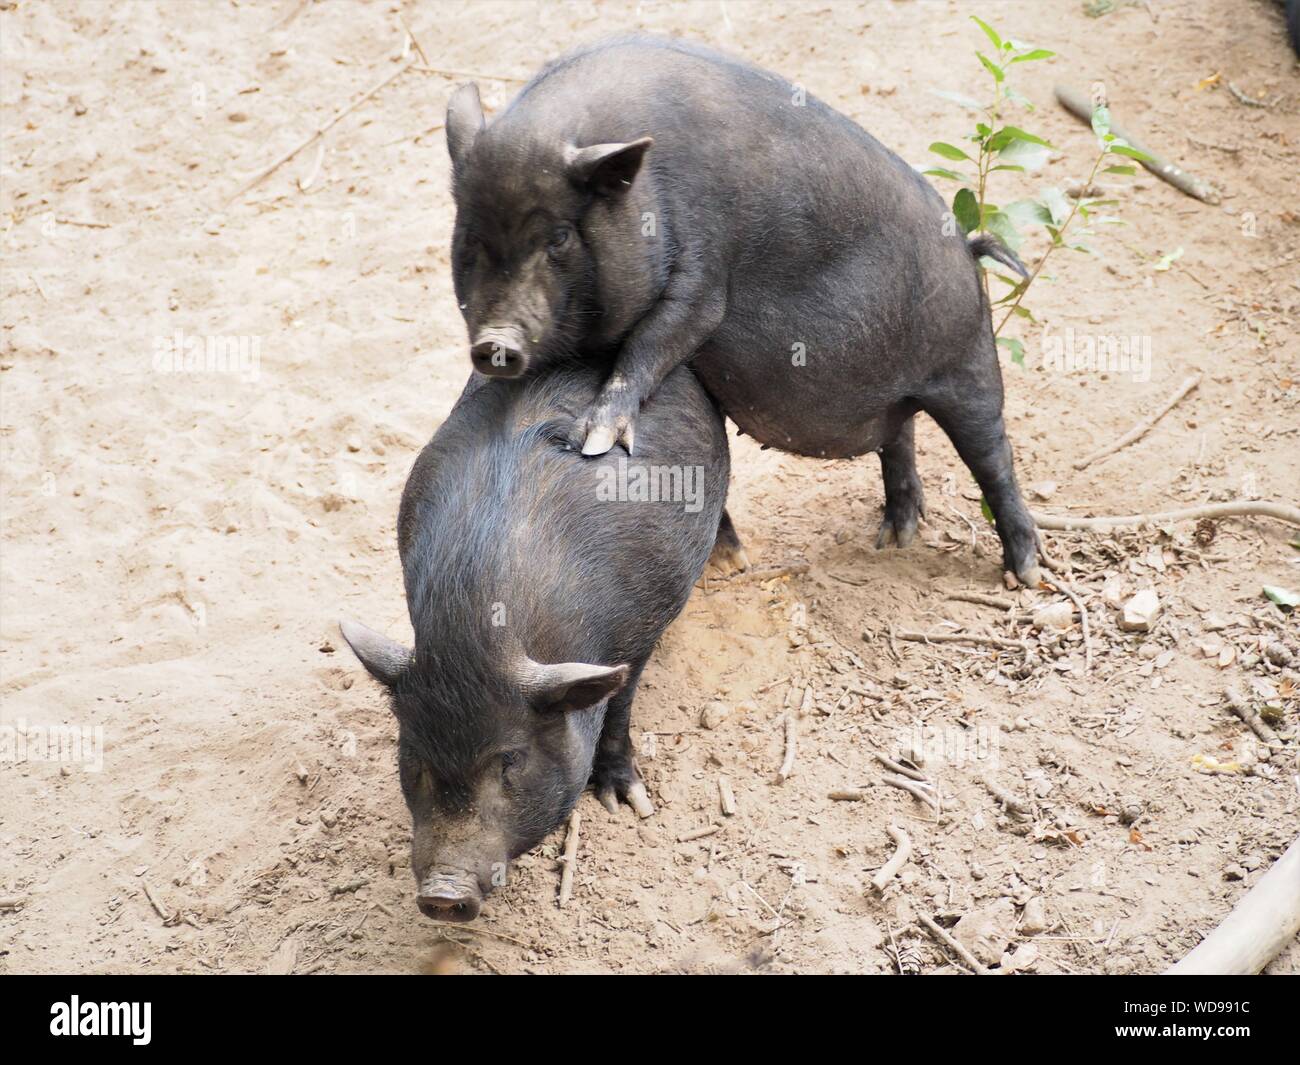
[924,16,1154,368]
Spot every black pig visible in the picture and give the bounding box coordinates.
[340,363,728,921]
[446,36,1041,586]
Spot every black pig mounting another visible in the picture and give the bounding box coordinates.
[446,35,1042,586]
[340,364,728,922]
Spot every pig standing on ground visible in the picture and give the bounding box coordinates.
[340,364,728,921]
[446,35,1041,587]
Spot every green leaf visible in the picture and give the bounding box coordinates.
[997,137,1051,171]
[1004,87,1035,111]
[976,52,1005,83]
[990,163,1026,173]
[1090,105,1111,140]
[998,126,1051,146]
[952,187,980,235]
[932,89,984,111]
[970,15,1002,50]
[922,166,968,182]
[1108,142,1156,164]
[983,208,1022,251]
[1009,48,1055,63]
[1103,164,1137,176]
[1039,187,1072,226]
[930,141,973,162]
[1263,585,1299,610]
[1005,198,1053,228]
[995,337,1026,367]
[1153,246,1183,271]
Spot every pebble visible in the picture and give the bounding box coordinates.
[1119,589,1161,632]
[1019,897,1049,935]
[699,701,730,730]
[1032,601,1073,631]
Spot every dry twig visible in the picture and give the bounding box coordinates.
[1072,373,1201,470]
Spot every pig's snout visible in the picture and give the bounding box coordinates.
[416,868,483,923]
[470,326,527,378]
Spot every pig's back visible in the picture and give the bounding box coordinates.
[398,364,727,665]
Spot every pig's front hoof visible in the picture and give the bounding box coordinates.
[1003,563,1043,590]
[708,539,750,577]
[874,514,919,550]
[593,771,655,819]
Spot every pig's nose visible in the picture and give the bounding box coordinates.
[470,328,527,378]
[417,892,481,922]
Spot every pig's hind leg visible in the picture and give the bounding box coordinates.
[708,508,750,575]
[874,417,927,549]
[922,352,1041,588]
[592,670,655,819]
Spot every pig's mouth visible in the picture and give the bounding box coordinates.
[416,867,485,923]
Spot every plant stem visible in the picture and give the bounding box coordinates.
[993,144,1107,337]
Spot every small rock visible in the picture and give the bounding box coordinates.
[1102,575,1126,610]
[1001,942,1040,973]
[699,701,730,730]
[1032,601,1073,631]
[1224,863,1246,881]
[1119,589,1161,632]
[346,435,362,453]
[952,897,1015,966]
[1202,612,1229,632]
[1019,897,1049,935]
[1029,481,1057,502]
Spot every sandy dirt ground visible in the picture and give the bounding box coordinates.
[2,0,1298,975]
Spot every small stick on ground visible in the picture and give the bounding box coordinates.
[1055,84,1220,204]
[1033,499,1300,532]
[0,896,26,909]
[873,750,928,782]
[775,713,798,783]
[398,15,431,67]
[557,808,581,908]
[828,789,866,802]
[871,825,914,893]
[677,825,720,843]
[897,629,1031,652]
[716,562,810,588]
[1072,373,1201,471]
[227,58,415,203]
[1047,577,1093,674]
[718,775,737,817]
[980,774,1033,818]
[917,912,991,975]
[948,591,1017,612]
[411,64,526,82]
[141,880,174,923]
[1224,687,1281,756]
[882,773,942,814]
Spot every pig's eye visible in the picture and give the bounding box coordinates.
[546,224,572,258]
[500,750,525,782]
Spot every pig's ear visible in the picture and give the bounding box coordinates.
[564,137,653,196]
[521,659,630,713]
[339,619,412,688]
[446,83,485,169]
